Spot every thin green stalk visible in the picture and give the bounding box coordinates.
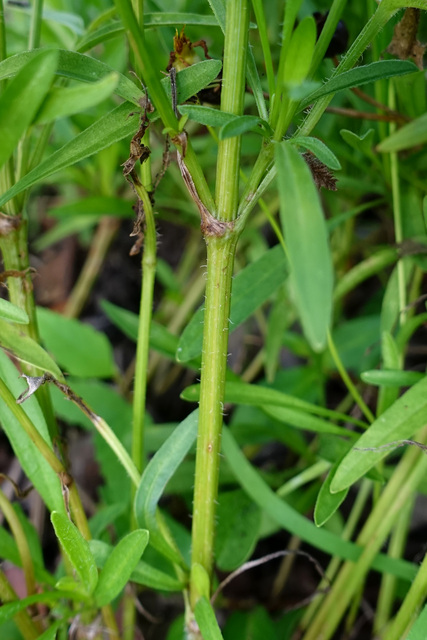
[327,331,375,424]
[0,487,36,596]
[308,0,347,77]
[189,0,250,609]
[214,0,250,221]
[374,496,414,635]
[302,428,427,640]
[131,178,156,475]
[0,568,40,640]
[190,232,239,608]
[28,0,43,50]
[389,81,406,326]
[250,0,275,100]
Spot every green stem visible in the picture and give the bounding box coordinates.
[28,0,43,50]
[0,568,40,640]
[327,331,375,423]
[190,232,239,608]
[250,0,275,100]
[0,0,6,61]
[131,179,156,475]
[0,487,36,596]
[215,0,250,221]
[308,0,347,77]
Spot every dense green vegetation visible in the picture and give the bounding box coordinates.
[1,1,427,638]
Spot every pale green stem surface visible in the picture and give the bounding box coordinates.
[131,179,156,475]
[28,0,43,50]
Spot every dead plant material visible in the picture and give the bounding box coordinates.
[387,8,426,70]
[303,153,337,191]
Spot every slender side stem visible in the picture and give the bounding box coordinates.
[131,179,156,475]
[327,331,375,423]
[0,487,36,596]
[0,0,7,62]
[28,0,43,50]
[190,232,239,608]
[189,0,250,609]
[388,81,406,326]
[250,0,275,100]
[0,568,40,640]
[308,0,347,77]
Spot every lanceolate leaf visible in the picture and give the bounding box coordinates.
[0,318,63,378]
[0,102,139,209]
[194,597,225,640]
[331,376,427,493]
[378,112,427,152]
[0,298,29,324]
[0,49,58,170]
[275,142,333,351]
[300,60,417,110]
[134,410,199,564]
[0,351,64,513]
[94,530,149,606]
[291,136,341,170]
[51,511,98,596]
[0,49,143,106]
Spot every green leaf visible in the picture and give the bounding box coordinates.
[37,307,115,378]
[178,104,236,127]
[314,458,349,527]
[177,244,288,362]
[0,591,82,625]
[182,380,366,429]
[94,530,149,606]
[221,428,416,582]
[0,298,29,324]
[134,410,199,564]
[194,597,224,640]
[0,352,64,513]
[300,60,418,110]
[275,142,333,351]
[361,369,424,387]
[35,72,119,124]
[51,511,98,595]
[283,16,316,86]
[101,300,179,361]
[0,102,139,209]
[331,376,427,493]
[48,196,133,219]
[407,603,427,640]
[215,490,261,571]
[36,620,65,640]
[340,128,376,158]
[89,539,184,592]
[162,59,222,104]
[0,49,58,170]
[291,136,341,170]
[378,112,427,152]
[0,318,63,379]
[219,115,273,139]
[0,49,143,106]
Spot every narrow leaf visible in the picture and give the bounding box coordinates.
[94,530,149,606]
[194,597,224,640]
[51,511,98,595]
[219,115,273,139]
[162,59,222,105]
[0,298,29,324]
[177,245,288,362]
[35,72,119,124]
[331,376,427,493]
[314,458,349,527]
[0,49,58,169]
[275,142,333,351]
[291,136,341,170]
[361,369,424,387]
[134,410,198,564]
[378,112,427,152]
[300,60,417,110]
[0,352,64,513]
[0,318,63,378]
[0,102,139,209]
